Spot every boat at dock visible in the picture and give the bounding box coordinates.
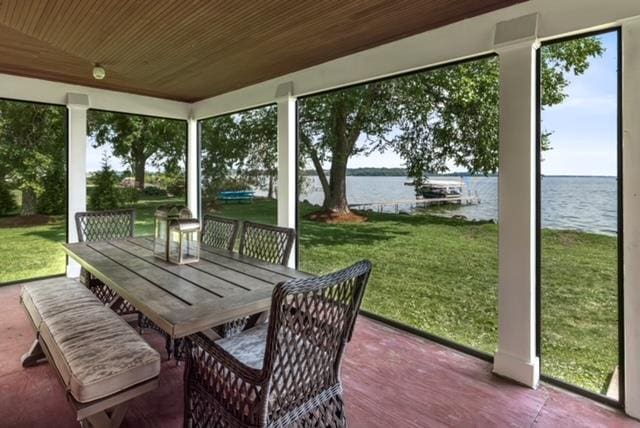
[348,177,480,214]
[405,177,467,200]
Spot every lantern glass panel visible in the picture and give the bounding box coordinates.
[154,216,168,259]
[168,219,200,264]
[182,230,200,263]
[154,205,192,261]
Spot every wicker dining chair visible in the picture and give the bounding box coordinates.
[213,221,296,338]
[75,209,138,316]
[184,260,372,428]
[239,221,296,266]
[202,215,240,251]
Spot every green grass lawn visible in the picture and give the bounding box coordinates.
[0,198,618,394]
[220,200,618,394]
[0,195,184,283]
[0,216,67,283]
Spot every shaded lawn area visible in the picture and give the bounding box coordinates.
[0,216,67,283]
[0,196,185,284]
[0,199,618,394]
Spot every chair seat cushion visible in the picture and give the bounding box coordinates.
[21,279,160,403]
[217,324,268,370]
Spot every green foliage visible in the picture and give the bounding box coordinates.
[0,180,17,215]
[200,105,277,207]
[88,111,186,190]
[89,157,123,210]
[141,185,168,197]
[0,100,65,215]
[220,177,253,191]
[162,174,186,197]
[37,162,66,215]
[297,36,605,210]
[120,187,140,206]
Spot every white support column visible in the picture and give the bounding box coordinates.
[276,82,297,268]
[66,93,90,278]
[187,115,199,217]
[622,16,640,420]
[492,14,540,388]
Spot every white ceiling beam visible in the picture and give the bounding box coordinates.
[192,0,640,120]
[0,73,190,120]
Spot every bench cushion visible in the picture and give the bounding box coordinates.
[21,279,161,403]
[21,279,104,330]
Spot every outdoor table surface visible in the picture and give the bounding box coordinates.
[63,236,311,338]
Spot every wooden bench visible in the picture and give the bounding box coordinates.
[217,190,255,203]
[20,277,161,428]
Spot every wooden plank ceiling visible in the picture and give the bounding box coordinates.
[0,0,526,102]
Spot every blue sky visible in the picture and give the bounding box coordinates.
[348,31,619,176]
[89,32,618,176]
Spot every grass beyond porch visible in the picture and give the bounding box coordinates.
[0,198,618,394]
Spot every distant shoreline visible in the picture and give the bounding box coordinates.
[302,168,616,178]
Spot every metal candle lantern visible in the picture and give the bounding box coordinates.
[154,205,193,261]
[168,219,201,264]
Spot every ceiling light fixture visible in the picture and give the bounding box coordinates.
[92,64,106,80]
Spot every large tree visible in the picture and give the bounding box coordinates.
[299,37,604,216]
[201,38,603,218]
[88,112,186,190]
[0,100,65,215]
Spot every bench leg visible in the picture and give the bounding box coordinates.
[21,339,46,368]
[82,403,129,428]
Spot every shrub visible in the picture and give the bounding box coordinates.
[0,181,17,215]
[142,185,168,197]
[220,177,252,191]
[89,157,123,210]
[121,187,140,206]
[37,165,66,215]
[165,175,185,197]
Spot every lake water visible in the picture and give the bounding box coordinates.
[298,176,618,235]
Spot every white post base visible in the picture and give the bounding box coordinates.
[493,351,540,388]
[66,260,81,279]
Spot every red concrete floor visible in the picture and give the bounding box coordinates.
[0,282,637,427]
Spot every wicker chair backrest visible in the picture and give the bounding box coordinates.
[75,209,135,242]
[264,260,372,423]
[201,215,240,251]
[239,221,295,266]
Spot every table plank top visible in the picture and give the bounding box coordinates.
[63,236,311,338]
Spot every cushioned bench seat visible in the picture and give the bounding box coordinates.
[21,280,104,330]
[20,278,160,427]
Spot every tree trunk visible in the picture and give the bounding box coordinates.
[134,159,145,191]
[322,102,353,215]
[324,149,350,215]
[21,188,37,216]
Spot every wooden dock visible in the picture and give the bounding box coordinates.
[349,195,480,214]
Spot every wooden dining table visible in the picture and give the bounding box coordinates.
[63,236,311,339]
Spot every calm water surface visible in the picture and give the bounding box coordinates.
[298,176,618,235]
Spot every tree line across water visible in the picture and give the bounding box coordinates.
[0,37,603,219]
